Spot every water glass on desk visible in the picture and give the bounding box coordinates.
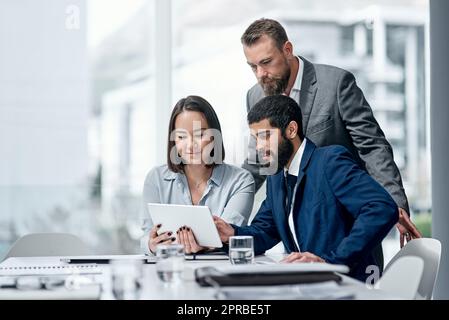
[155,244,184,283]
[110,259,143,300]
[229,236,254,264]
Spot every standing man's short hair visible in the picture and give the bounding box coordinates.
[241,18,289,50]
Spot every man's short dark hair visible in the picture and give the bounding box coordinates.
[167,95,225,173]
[247,95,304,140]
[241,18,289,51]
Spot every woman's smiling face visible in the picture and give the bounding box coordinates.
[173,110,214,165]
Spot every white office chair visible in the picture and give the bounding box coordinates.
[2,233,90,261]
[383,238,442,300]
[377,256,424,299]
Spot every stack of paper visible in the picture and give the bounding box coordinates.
[215,282,355,300]
[0,257,102,276]
[0,284,101,300]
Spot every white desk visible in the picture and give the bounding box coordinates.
[136,259,398,300]
[0,255,400,300]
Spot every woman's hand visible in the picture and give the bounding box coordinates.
[177,226,205,254]
[148,224,176,254]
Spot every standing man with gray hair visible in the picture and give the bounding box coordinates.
[240,18,421,254]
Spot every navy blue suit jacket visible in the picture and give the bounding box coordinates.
[234,141,398,281]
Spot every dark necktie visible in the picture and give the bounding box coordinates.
[285,172,297,215]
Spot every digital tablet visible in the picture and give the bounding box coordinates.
[147,203,223,248]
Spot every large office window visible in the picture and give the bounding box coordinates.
[0,0,430,260]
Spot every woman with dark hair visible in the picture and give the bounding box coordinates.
[141,96,255,254]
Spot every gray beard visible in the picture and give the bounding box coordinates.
[260,66,290,96]
[261,77,289,96]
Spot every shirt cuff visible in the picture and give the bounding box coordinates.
[140,233,154,255]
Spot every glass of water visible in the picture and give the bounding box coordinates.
[110,259,143,300]
[229,236,254,264]
[155,243,185,283]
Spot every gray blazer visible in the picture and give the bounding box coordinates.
[243,56,409,213]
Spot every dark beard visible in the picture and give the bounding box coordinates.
[260,65,290,96]
[276,137,294,172]
[259,136,294,173]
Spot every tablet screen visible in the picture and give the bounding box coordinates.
[147,203,223,248]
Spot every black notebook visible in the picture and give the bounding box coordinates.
[195,265,345,287]
[185,250,229,261]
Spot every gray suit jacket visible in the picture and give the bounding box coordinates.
[243,56,409,213]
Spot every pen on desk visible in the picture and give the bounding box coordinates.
[63,259,110,264]
[0,280,16,289]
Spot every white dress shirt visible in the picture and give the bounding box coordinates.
[287,56,304,103]
[284,138,307,251]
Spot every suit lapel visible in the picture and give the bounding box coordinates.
[296,139,316,186]
[291,141,316,248]
[271,171,288,222]
[271,172,297,252]
[298,56,318,134]
[270,142,317,253]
